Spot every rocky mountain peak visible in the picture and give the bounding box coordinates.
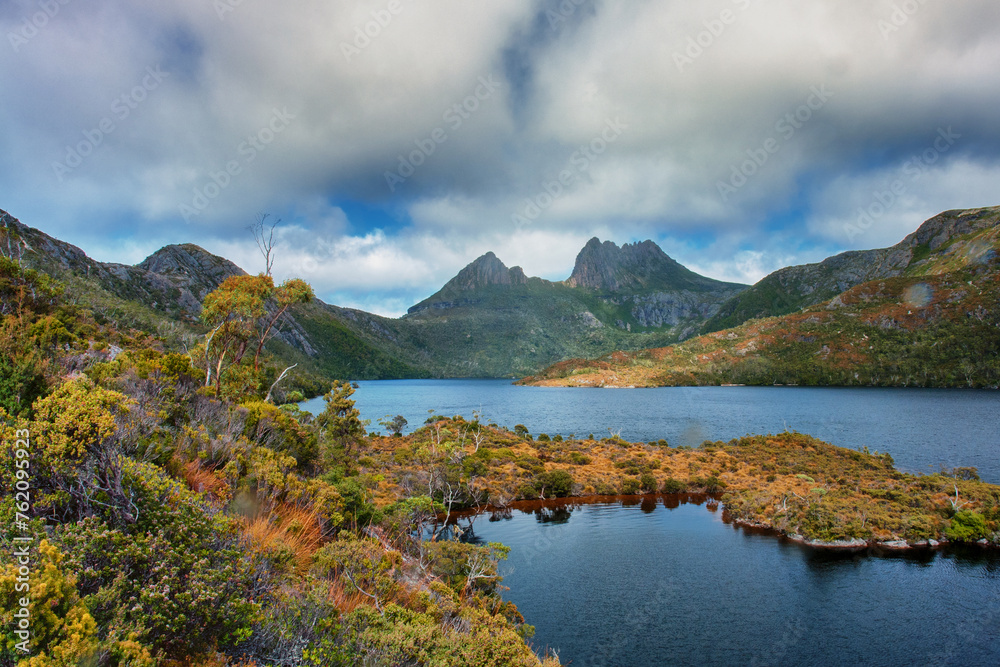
[137,244,246,301]
[567,237,697,292]
[444,252,529,291]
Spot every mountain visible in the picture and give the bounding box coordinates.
[401,239,747,376]
[521,206,1000,388]
[701,207,1000,333]
[0,209,429,384]
[0,210,244,324]
[567,237,729,293]
[408,252,528,313]
[1,212,750,379]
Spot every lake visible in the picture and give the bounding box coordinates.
[302,380,1000,665]
[301,380,1000,483]
[463,496,1000,666]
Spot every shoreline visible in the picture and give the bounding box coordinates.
[449,493,1000,553]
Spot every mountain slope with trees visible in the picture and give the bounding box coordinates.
[701,206,1000,333]
[0,233,560,666]
[522,206,1000,388]
[402,240,747,377]
[1,210,748,380]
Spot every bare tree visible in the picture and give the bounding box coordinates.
[249,213,280,276]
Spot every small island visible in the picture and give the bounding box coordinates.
[360,416,999,550]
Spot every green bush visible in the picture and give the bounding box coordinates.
[0,352,47,417]
[517,484,539,501]
[620,478,641,495]
[57,515,261,661]
[661,478,686,493]
[946,510,988,542]
[534,470,574,498]
[333,476,383,528]
[639,473,658,493]
[594,482,617,495]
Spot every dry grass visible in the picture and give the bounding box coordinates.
[325,578,374,615]
[243,504,325,575]
[179,459,231,502]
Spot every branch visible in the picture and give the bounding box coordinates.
[340,569,383,615]
[265,364,298,404]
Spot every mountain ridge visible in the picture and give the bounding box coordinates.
[522,206,1000,388]
[8,205,995,383]
[701,206,1000,333]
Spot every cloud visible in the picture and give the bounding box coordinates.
[1,0,999,317]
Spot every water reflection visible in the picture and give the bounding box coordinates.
[457,494,1000,566]
[466,494,1000,666]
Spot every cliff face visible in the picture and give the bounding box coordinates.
[568,238,678,291]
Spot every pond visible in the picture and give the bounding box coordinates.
[463,496,1000,666]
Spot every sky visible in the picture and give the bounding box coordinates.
[2,0,999,316]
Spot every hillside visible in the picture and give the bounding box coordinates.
[0,210,430,386]
[403,240,747,377]
[701,206,1000,332]
[1,211,750,380]
[0,240,560,665]
[522,206,1000,388]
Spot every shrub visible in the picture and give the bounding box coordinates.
[243,400,318,470]
[0,541,97,666]
[620,478,641,495]
[517,484,539,501]
[334,476,382,528]
[661,478,686,493]
[57,514,261,661]
[535,470,573,498]
[946,510,989,542]
[693,475,727,493]
[639,473,658,493]
[0,352,47,418]
[314,534,402,607]
[594,482,618,496]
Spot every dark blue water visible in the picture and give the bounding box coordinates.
[302,380,1000,482]
[302,381,1000,665]
[466,497,1000,667]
